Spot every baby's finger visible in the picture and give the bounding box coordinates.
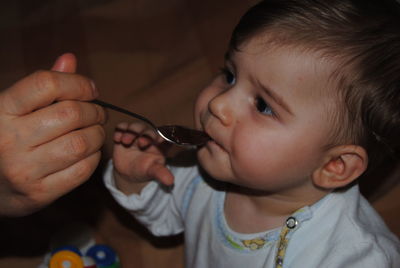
[137,135,154,149]
[115,122,129,131]
[142,126,158,139]
[126,122,153,135]
[136,127,160,149]
[147,162,174,186]
[124,122,156,147]
[114,122,130,143]
[113,131,123,143]
[121,132,138,145]
[155,133,166,144]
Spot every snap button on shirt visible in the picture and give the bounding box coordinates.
[286,217,298,229]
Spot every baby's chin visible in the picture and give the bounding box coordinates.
[196,150,230,180]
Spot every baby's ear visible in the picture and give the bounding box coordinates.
[312,145,368,190]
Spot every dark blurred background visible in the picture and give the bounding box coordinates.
[0,0,398,267]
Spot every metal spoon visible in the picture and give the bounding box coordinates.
[92,99,210,147]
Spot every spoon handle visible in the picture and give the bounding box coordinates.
[92,99,157,129]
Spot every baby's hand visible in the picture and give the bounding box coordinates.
[112,122,174,194]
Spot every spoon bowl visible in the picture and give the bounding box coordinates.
[92,99,210,147]
[156,125,211,147]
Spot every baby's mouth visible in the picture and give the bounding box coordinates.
[195,130,212,147]
[199,119,216,145]
[203,131,225,151]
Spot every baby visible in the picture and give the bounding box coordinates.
[104,0,400,267]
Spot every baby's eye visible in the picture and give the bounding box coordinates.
[255,96,274,116]
[220,67,236,86]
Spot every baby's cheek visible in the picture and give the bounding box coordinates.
[194,93,209,126]
[231,143,269,177]
[232,135,287,176]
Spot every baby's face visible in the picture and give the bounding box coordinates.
[194,37,339,194]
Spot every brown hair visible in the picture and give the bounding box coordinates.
[229,0,400,197]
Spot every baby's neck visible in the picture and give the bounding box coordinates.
[224,185,329,233]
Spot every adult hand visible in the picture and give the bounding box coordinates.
[0,53,106,216]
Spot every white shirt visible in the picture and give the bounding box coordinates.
[104,161,400,267]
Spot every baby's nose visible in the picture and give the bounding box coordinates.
[208,93,234,126]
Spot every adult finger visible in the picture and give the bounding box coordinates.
[51,53,77,73]
[0,70,98,116]
[36,152,102,205]
[27,124,105,179]
[18,100,106,146]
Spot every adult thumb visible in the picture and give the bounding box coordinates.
[51,53,77,73]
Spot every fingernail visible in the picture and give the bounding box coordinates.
[90,80,99,98]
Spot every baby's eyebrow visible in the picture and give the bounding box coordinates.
[224,51,238,74]
[258,82,293,116]
[224,51,231,62]
[224,50,236,65]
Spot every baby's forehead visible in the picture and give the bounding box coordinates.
[236,35,342,87]
[235,36,342,107]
